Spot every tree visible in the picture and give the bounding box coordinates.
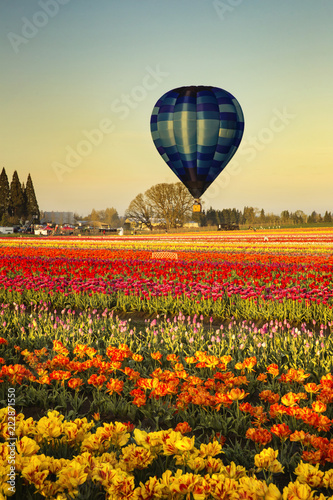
[105,207,120,227]
[125,193,154,231]
[307,211,318,223]
[126,183,193,230]
[171,183,193,227]
[73,212,84,223]
[230,208,238,224]
[222,209,231,225]
[145,183,193,229]
[281,210,290,223]
[21,182,27,220]
[9,171,25,222]
[0,168,10,220]
[89,209,100,227]
[323,211,332,223]
[290,210,307,225]
[97,210,106,221]
[259,209,265,223]
[205,207,217,226]
[203,207,242,227]
[296,210,307,223]
[86,208,121,227]
[192,210,206,226]
[243,207,255,225]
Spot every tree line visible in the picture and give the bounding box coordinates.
[200,207,333,226]
[0,168,40,226]
[1,172,331,230]
[83,207,122,227]
[124,183,333,229]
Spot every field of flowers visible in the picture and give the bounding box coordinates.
[1,228,333,324]
[1,229,333,499]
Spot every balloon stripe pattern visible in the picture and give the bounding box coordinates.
[150,86,244,199]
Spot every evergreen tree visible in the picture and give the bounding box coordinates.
[9,171,25,222]
[21,182,27,220]
[236,209,242,224]
[222,209,231,224]
[205,207,217,226]
[192,210,204,226]
[230,208,237,224]
[0,168,10,220]
[25,174,40,221]
[307,211,317,223]
[281,210,290,223]
[323,211,332,223]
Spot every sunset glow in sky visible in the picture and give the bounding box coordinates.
[1,0,332,216]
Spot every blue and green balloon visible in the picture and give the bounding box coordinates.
[150,86,244,200]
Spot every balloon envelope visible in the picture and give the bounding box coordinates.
[150,86,244,199]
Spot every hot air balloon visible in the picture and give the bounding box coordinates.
[150,86,244,212]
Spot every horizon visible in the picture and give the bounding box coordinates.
[1,166,332,219]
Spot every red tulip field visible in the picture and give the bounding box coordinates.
[1,229,333,499]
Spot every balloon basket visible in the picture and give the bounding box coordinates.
[193,200,202,213]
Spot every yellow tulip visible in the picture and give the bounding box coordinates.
[265,483,282,500]
[174,436,195,452]
[58,461,88,491]
[16,436,40,456]
[323,469,333,489]
[295,461,324,488]
[255,448,284,474]
[282,480,315,500]
[199,440,223,458]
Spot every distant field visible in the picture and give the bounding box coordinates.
[1,228,333,323]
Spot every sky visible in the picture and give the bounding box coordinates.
[1,0,333,217]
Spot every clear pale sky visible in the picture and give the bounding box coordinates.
[1,0,332,217]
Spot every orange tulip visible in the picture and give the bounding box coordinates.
[227,388,249,401]
[312,401,327,413]
[281,392,300,407]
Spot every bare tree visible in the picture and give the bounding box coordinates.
[125,183,193,230]
[125,193,154,230]
[172,182,194,227]
[145,182,192,229]
[294,210,307,224]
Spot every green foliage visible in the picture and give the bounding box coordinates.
[0,169,40,224]
[0,167,10,220]
[9,170,25,222]
[25,173,40,221]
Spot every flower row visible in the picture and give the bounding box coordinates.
[2,409,333,499]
